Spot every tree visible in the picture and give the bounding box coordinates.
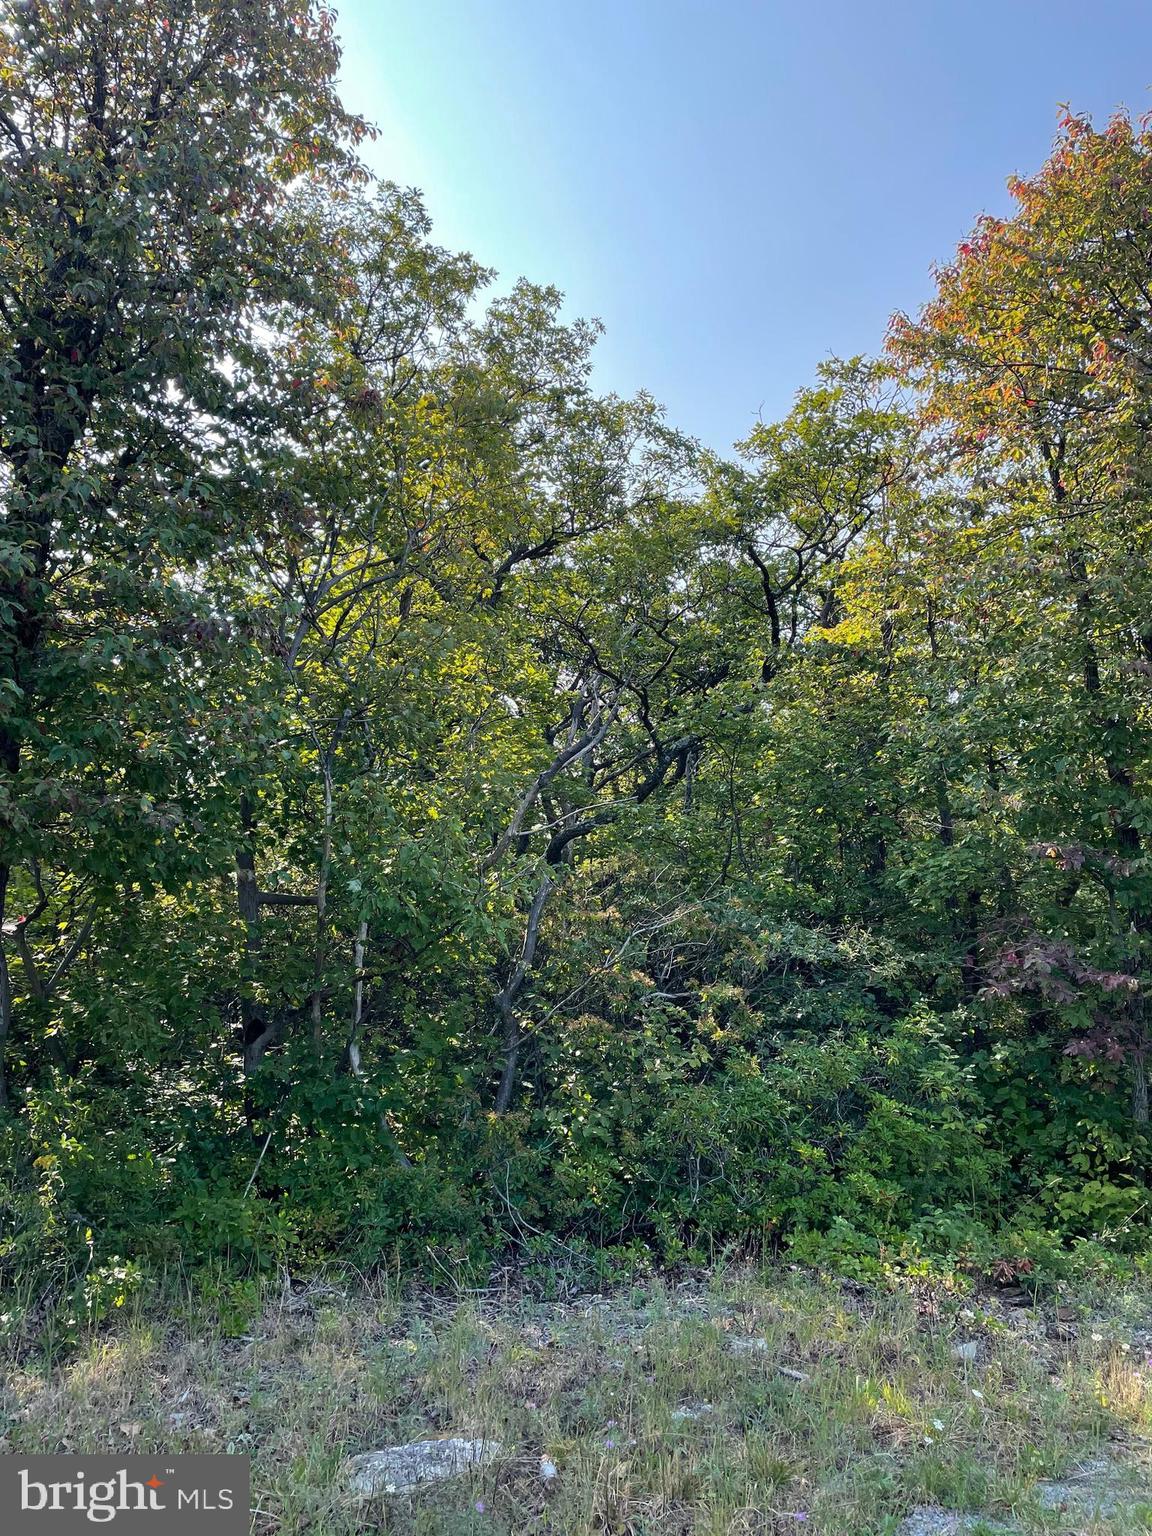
[0,0,367,1104]
[890,109,1152,1130]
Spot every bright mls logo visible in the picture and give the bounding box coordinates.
[1,1456,249,1533]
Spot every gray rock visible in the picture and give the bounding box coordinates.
[345,1438,503,1496]
[727,1339,809,1378]
[1035,1457,1148,1517]
[729,1336,769,1354]
[899,1458,1151,1534]
[950,1340,981,1362]
[670,1402,714,1421]
[898,1508,1015,1536]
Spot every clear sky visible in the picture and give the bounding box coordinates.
[334,0,1152,452]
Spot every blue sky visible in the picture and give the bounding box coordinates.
[335,1,1152,452]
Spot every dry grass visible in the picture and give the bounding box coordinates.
[2,1264,1151,1533]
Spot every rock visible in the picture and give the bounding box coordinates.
[1035,1457,1147,1518]
[950,1340,980,1363]
[729,1336,769,1355]
[997,1287,1032,1308]
[344,1438,503,1497]
[538,1455,558,1480]
[727,1339,809,1378]
[1000,1310,1044,1340]
[899,1459,1149,1533]
[898,1507,1016,1535]
[670,1402,714,1422]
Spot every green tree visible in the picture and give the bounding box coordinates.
[0,0,366,1103]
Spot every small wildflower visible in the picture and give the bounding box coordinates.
[603,1438,616,1449]
[474,1499,485,1513]
[924,1435,935,1445]
[1091,1332,1104,1342]
[971,1388,984,1400]
[932,1418,945,1431]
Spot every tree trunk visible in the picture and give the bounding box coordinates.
[0,865,11,1110]
[339,918,369,1075]
[494,870,554,1114]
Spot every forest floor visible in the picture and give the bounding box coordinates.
[2,1263,1151,1535]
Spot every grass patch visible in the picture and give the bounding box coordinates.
[2,1264,1150,1533]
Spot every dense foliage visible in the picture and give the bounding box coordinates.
[1,5,1150,1288]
